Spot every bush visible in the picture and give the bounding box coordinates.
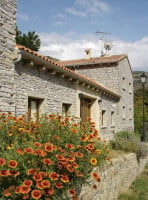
[0,113,110,200]
[110,131,148,161]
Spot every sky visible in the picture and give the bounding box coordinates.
[17,0,148,72]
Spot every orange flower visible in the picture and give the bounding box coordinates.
[8,160,18,168]
[76,171,83,177]
[68,156,75,162]
[60,174,69,183]
[23,180,33,187]
[39,171,47,178]
[9,170,19,177]
[43,158,52,165]
[16,148,24,154]
[33,173,43,182]
[41,180,51,188]
[24,148,33,154]
[56,154,65,160]
[65,144,74,149]
[49,172,59,180]
[91,172,101,182]
[75,152,83,158]
[36,181,43,189]
[45,188,54,196]
[19,186,31,194]
[31,189,41,199]
[14,186,21,194]
[27,169,37,175]
[2,188,11,197]
[45,143,53,152]
[0,158,6,166]
[72,162,79,169]
[68,189,76,196]
[34,142,42,147]
[90,158,97,165]
[0,170,9,176]
[66,164,75,173]
[54,182,63,188]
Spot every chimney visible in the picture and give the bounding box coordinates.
[85,48,91,59]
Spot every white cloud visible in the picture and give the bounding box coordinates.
[75,0,111,13]
[65,7,86,17]
[17,13,29,21]
[39,32,148,72]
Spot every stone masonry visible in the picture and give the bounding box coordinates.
[0,0,17,113]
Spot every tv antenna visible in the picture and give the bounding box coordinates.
[96,31,112,56]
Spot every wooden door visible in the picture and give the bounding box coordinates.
[80,98,92,122]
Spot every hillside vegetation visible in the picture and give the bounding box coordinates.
[133,71,148,135]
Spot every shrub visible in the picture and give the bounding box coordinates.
[110,131,148,161]
[0,113,110,200]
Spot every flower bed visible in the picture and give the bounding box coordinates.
[0,113,110,200]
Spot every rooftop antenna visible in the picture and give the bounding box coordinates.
[96,31,112,56]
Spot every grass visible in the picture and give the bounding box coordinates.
[118,164,148,200]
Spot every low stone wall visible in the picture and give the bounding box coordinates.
[79,153,148,200]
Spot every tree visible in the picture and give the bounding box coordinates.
[16,27,41,51]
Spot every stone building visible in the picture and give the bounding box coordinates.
[0,0,134,139]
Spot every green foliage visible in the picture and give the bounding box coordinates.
[0,113,109,199]
[16,26,41,51]
[110,131,148,160]
[134,87,148,135]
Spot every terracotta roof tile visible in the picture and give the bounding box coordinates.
[16,44,120,100]
[59,54,127,66]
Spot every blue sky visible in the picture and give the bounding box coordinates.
[17,0,148,71]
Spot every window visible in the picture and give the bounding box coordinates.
[101,110,106,127]
[129,108,132,120]
[62,103,71,117]
[111,111,115,126]
[129,82,132,94]
[122,77,125,90]
[122,106,125,119]
[28,97,43,120]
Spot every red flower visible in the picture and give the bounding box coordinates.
[2,188,11,197]
[33,173,43,182]
[68,156,75,162]
[14,186,21,194]
[72,162,79,169]
[43,158,52,165]
[34,142,42,147]
[22,194,30,199]
[0,158,6,166]
[56,154,65,160]
[65,144,74,149]
[8,160,18,168]
[49,172,59,180]
[75,152,83,158]
[0,170,9,176]
[41,180,51,188]
[24,148,33,154]
[45,143,53,152]
[9,170,19,177]
[31,189,41,199]
[23,180,33,187]
[68,189,76,196]
[45,188,54,196]
[60,174,69,183]
[66,164,75,172]
[19,186,31,194]
[27,169,37,175]
[91,172,101,182]
[54,182,63,188]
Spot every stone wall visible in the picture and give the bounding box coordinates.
[79,153,148,200]
[75,59,134,133]
[0,0,17,113]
